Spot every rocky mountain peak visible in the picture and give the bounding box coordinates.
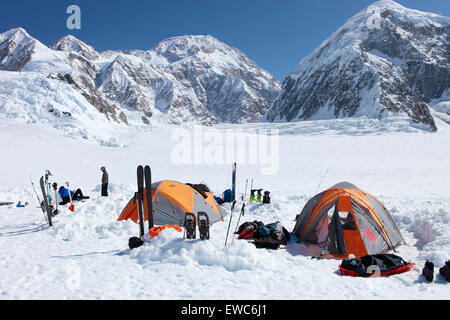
[52,35,100,61]
[0,27,38,71]
[151,35,224,62]
[264,0,449,131]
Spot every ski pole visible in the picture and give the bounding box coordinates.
[243,179,248,202]
[315,168,329,194]
[224,200,236,246]
[242,179,248,215]
[231,202,245,244]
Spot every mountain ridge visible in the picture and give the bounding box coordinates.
[0,29,281,127]
[263,0,450,132]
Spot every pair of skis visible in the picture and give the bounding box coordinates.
[183,212,210,240]
[35,171,74,227]
[39,175,53,227]
[128,165,153,249]
[30,176,47,222]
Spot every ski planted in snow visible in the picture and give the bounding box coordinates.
[197,212,210,240]
[137,165,145,238]
[144,165,154,231]
[40,176,53,226]
[128,165,145,250]
[231,162,236,202]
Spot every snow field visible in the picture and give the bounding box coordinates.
[0,117,449,299]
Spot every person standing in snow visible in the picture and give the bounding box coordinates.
[101,166,109,197]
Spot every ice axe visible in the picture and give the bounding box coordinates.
[66,182,75,212]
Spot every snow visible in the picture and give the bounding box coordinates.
[0,71,123,146]
[0,115,449,299]
[429,91,450,125]
[0,2,449,299]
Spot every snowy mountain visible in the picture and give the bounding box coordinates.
[0,28,71,73]
[96,35,281,125]
[0,28,280,130]
[51,35,101,61]
[263,0,450,132]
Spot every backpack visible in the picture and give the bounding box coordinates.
[253,221,290,249]
[235,220,264,236]
[236,220,291,250]
[339,254,414,277]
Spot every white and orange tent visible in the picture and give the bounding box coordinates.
[293,182,405,259]
[118,180,227,227]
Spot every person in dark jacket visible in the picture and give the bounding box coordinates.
[101,166,109,196]
[58,186,89,205]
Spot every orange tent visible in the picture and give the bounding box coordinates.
[118,180,227,226]
[293,182,405,258]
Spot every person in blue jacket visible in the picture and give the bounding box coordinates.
[16,201,29,208]
[58,186,89,205]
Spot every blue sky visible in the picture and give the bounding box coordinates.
[1,0,449,80]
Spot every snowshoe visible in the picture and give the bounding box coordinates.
[422,261,434,282]
[184,213,196,239]
[439,261,450,282]
[128,236,144,249]
[197,212,210,240]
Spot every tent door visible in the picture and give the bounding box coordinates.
[321,205,347,256]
